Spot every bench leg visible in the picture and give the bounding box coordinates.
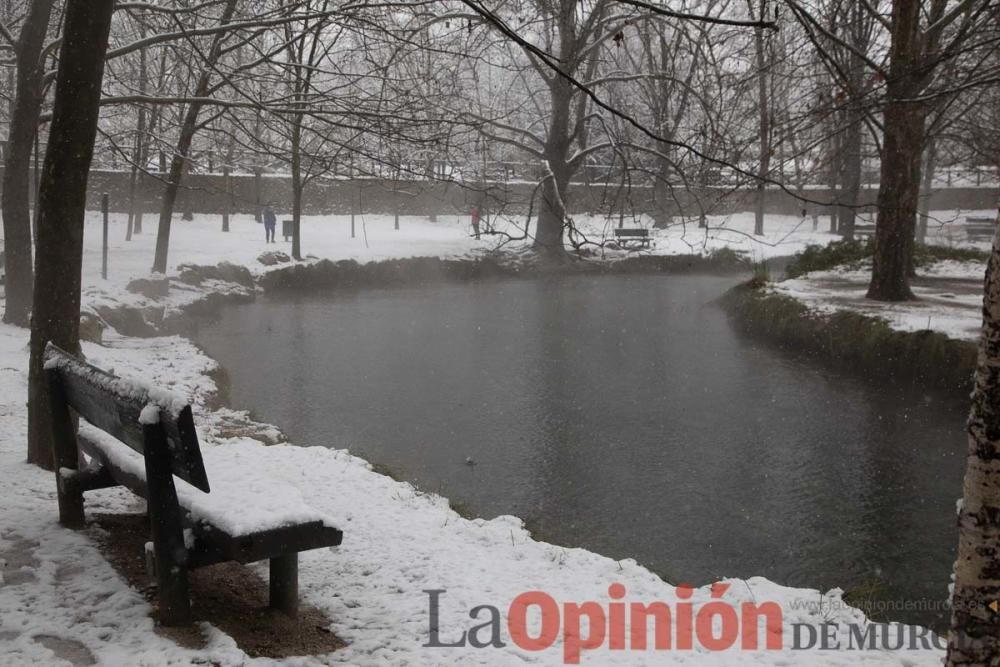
[47,369,85,528]
[269,554,298,616]
[143,423,192,626]
[55,470,85,528]
[154,556,191,626]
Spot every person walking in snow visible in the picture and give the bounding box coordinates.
[470,205,480,240]
[263,203,277,243]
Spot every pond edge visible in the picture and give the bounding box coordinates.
[719,280,978,397]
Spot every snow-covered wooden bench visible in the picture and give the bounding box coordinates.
[43,343,343,626]
[612,227,651,247]
[853,222,876,239]
[965,216,996,243]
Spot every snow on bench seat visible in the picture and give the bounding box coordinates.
[79,422,336,537]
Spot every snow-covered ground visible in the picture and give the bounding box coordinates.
[769,208,994,343]
[773,260,986,342]
[78,210,841,289]
[0,211,955,665]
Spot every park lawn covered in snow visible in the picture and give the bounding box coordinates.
[0,209,958,665]
[772,258,988,342]
[79,209,840,289]
[766,209,996,343]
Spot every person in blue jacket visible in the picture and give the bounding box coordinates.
[262,203,277,243]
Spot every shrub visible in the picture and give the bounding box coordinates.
[785,239,987,279]
[785,239,874,279]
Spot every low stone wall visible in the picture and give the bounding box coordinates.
[720,281,977,395]
[3,165,996,219]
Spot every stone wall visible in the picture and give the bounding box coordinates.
[3,166,997,218]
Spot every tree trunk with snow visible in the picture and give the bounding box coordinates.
[947,206,1000,666]
[1,0,56,327]
[26,0,115,469]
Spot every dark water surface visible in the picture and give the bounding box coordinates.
[190,274,967,629]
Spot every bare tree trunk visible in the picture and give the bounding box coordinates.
[916,135,937,245]
[837,117,862,240]
[125,37,147,242]
[867,1,924,301]
[27,0,115,469]
[535,69,572,259]
[1,0,56,326]
[947,206,1000,666]
[836,2,870,241]
[290,115,303,260]
[151,0,237,273]
[752,0,770,237]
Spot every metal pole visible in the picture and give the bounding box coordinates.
[101,193,109,280]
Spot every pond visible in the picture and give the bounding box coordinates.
[190,273,967,629]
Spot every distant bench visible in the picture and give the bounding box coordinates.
[965,216,996,243]
[612,228,652,248]
[44,344,343,626]
[853,223,876,240]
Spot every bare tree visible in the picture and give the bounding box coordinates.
[1,0,56,326]
[866,0,994,300]
[26,0,115,468]
[151,0,237,274]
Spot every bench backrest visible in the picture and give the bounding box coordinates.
[613,228,649,237]
[44,343,210,492]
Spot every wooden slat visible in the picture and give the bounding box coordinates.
[613,228,649,237]
[191,521,343,566]
[44,344,210,492]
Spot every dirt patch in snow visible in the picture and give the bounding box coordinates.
[90,513,344,659]
[32,634,97,666]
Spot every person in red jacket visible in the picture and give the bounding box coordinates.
[470,206,481,239]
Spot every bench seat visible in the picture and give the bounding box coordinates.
[77,424,337,539]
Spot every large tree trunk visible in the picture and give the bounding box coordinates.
[946,207,1000,666]
[26,0,115,469]
[867,1,924,302]
[867,100,924,300]
[534,72,572,259]
[151,0,236,273]
[1,0,56,326]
